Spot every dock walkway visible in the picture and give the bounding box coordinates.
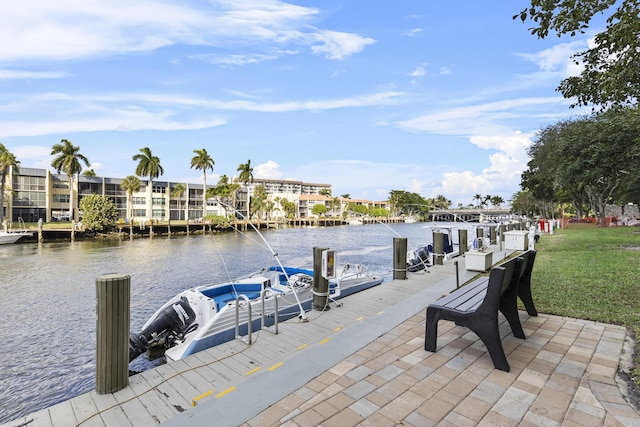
[5,247,639,426]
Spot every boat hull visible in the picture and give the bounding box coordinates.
[165,274,383,361]
[0,231,33,244]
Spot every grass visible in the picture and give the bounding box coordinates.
[530,225,640,384]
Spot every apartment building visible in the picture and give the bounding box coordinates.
[2,167,352,223]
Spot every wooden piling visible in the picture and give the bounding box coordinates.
[312,247,329,310]
[433,232,444,265]
[458,229,468,255]
[489,225,497,245]
[96,274,130,394]
[393,237,407,280]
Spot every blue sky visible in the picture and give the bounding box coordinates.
[1,1,598,205]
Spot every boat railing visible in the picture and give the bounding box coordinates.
[260,288,279,335]
[234,295,252,345]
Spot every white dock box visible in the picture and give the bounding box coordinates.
[504,230,529,251]
[465,250,493,272]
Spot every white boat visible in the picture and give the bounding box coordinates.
[0,219,33,244]
[129,263,384,363]
[347,218,363,226]
[0,231,33,244]
[406,225,478,270]
[404,216,417,224]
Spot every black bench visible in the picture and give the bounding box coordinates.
[424,256,526,372]
[517,250,537,316]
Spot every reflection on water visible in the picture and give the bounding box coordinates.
[0,222,465,423]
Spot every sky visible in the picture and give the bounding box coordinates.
[1,0,600,206]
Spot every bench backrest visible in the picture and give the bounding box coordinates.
[518,250,536,286]
[478,256,522,315]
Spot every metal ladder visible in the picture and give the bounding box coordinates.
[234,289,280,345]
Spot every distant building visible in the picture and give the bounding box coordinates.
[2,167,387,224]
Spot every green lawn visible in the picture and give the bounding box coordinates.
[531,225,640,383]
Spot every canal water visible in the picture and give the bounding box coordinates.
[0,222,468,424]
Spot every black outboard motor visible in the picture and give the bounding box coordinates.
[407,246,430,272]
[129,296,197,362]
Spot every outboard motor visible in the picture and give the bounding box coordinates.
[129,296,197,362]
[407,246,430,272]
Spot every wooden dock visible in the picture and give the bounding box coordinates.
[4,248,512,427]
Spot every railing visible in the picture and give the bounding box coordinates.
[234,295,252,345]
[260,289,279,335]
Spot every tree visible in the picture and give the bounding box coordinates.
[559,109,640,224]
[515,0,640,109]
[190,148,215,219]
[79,194,118,232]
[208,175,240,217]
[490,196,505,209]
[279,198,296,218]
[171,183,187,221]
[133,147,164,221]
[120,175,141,225]
[51,139,90,222]
[250,184,267,219]
[434,194,452,210]
[312,203,328,217]
[318,188,332,197]
[236,160,254,218]
[82,169,97,177]
[388,190,430,217]
[473,194,483,209]
[520,107,640,223]
[0,144,20,227]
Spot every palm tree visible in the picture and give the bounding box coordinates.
[171,183,187,221]
[473,193,483,209]
[82,169,97,177]
[190,148,215,219]
[120,175,141,236]
[236,160,254,218]
[120,175,141,223]
[133,147,164,222]
[51,139,90,222]
[0,144,20,227]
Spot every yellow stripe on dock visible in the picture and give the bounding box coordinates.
[191,390,214,406]
[319,338,331,345]
[246,366,261,375]
[297,343,308,350]
[216,387,236,398]
[268,362,283,371]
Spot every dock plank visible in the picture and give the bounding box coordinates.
[119,397,157,427]
[136,388,177,424]
[70,392,100,425]
[98,406,133,427]
[48,400,76,426]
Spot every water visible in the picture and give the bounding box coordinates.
[0,222,465,424]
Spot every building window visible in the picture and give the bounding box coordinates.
[133,209,147,217]
[152,197,165,206]
[152,209,166,218]
[133,197,146,205]
[53,194,70,203]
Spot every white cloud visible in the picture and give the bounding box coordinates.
[397,97,566,136]
[0,90,404,137]
[409,64,427,79]
[0,70,68,80]
[517,40,586,76]
[309,30,376,60]
[402,28,424,37]
[0,1,373,63]
[254,160,283,179]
